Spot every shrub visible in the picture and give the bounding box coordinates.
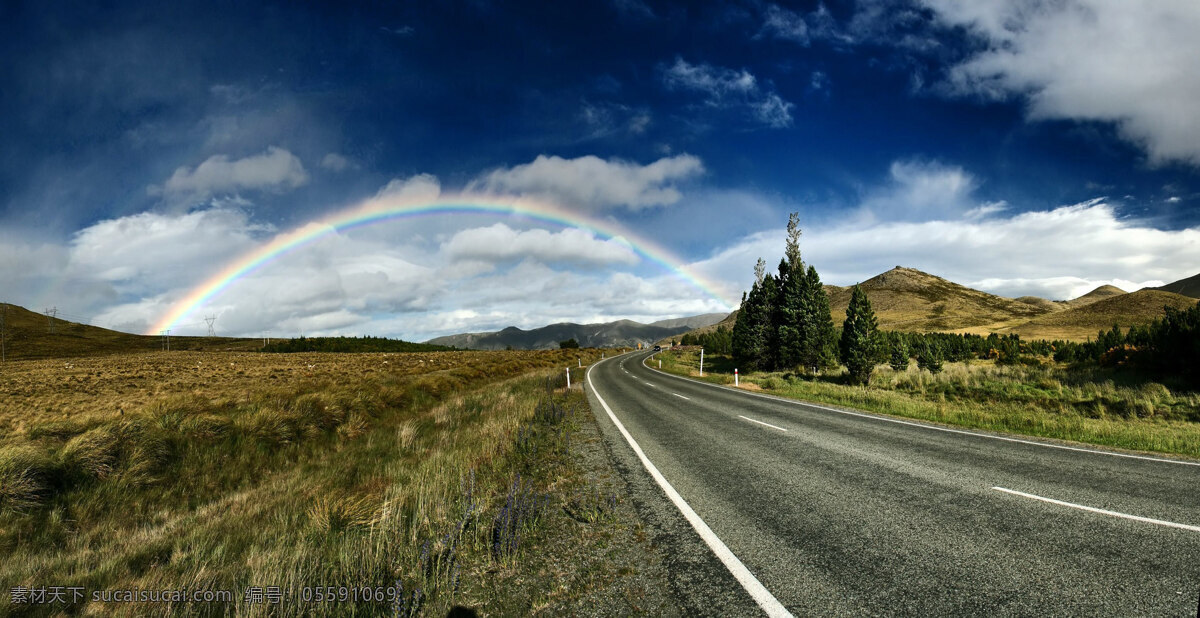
[0,446,57,513]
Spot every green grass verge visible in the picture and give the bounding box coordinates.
[654,350,1200,459]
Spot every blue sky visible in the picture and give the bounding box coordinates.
[2,0,1199,339]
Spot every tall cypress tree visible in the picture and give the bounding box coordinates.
[776,214,805,370]
[839,284,878,385]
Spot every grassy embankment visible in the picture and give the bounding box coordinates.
[0,349,668,616]
[654,349,1200,458]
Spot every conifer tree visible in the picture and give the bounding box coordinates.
[840,285,878,384]
[889,337,909,372]
[798,264,837,371]
[917,340,944,373]
[775,213,810,370]
[733,259,772,370]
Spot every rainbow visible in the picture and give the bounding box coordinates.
[148,193,735,335]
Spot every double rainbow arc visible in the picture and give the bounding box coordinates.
[147,194,734,336]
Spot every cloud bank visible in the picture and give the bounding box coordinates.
[469,154,704,211]
[923,0,1200,165]
[150,146,309,205]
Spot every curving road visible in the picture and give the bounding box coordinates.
[584,351,1200,616]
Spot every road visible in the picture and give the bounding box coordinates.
[584,351,1200,616]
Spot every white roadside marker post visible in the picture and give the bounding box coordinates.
[659,359,662,369]
[700,348,704,377]
[566,367,571,389]
[735,368,739,386]
[578,357,582,367]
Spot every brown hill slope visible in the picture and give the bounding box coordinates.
[1152,272,1200,298]
[826,267,1055,332]
[1066,284,1126,308]
[0,303,259,360]
[1005,289,1197,341]
[654,310,737,345]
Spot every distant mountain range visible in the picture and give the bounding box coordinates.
[424,314,726,350]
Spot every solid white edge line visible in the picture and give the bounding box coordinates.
[673,393,691,400]
[642,353,1200,468]
[587,357,793,617]
[738,415,788,432]
[992,487,1200,533]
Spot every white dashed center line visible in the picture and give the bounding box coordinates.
[738,415,787,432]
[672,393,690,400]
[992,487,1200,532]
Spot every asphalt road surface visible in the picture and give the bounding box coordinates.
[584,351,1200,616]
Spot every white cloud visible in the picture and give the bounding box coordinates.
[856,159,979,221]
[579,101,652,138]
[468,154,704,211]
[759,4,809,42]
[150,146,309,203]
[922,0,1200,165]
[319,153,355,172]
[374,173,442,201]
[693,197,1200,302]
[661,58,795,128]
[441,223,639,267]
[68,208,270,292]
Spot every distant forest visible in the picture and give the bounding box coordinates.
[262,336,455,354]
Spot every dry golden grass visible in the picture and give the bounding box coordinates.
[0,349,582,438]
[0,347,644,616]
[1005,289,1197,341]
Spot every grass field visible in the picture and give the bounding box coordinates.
[0,348,669,616]
[655,349,1200,459]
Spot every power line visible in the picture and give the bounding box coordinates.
[44,306,57,333]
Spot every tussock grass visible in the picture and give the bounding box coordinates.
[659,350,1200,459]
[0,348,636,616]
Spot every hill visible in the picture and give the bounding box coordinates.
[654,310,736,345]
[667,268,1191,344]
[0,302,261,360]
[647,313,727,330]
[1151,272,1200,298]
[425,315,723,350]
[825,267,1056,332]
[1065,284,1126,308]
[1004,289,1197,341]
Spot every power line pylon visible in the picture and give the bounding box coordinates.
[44,306,57,333]
[205,315,217,337]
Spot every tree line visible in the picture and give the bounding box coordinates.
[262,335,455,353]
[1050,304,1200,384]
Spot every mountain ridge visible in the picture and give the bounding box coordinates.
[425,313,726,350]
